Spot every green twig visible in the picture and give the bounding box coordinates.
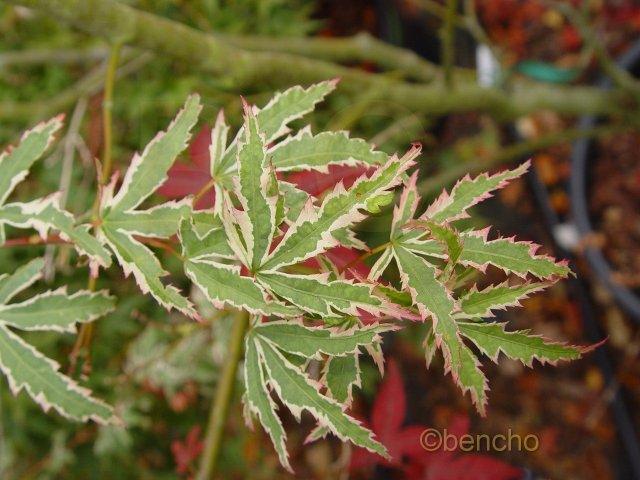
[441,0,457,89]
[5,0,635,121]
[219,31,441,83]
[462,0,502,63]
[197,310,251,480]
[0,50,151,122]
[0,47,109,67]
[101,42,121,182]
[192,179,217,208]
[409,0,462,24]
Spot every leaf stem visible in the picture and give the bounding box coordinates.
[192,178,216,208]
[143,237,184,261]
[340,241,391,274]
[2,234,68,247]
[197,310,251,480]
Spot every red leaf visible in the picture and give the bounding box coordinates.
[157,125,214,209]
[350,359,429,470]
[371,358,406,443]
[418,454,522,480]
[408,414,522,480]
[325,247,371,279]
[561,26,582,51]
[171,425,204,475]
[350,363,521,480]
[159,128,375,210]
[287,164,374,197]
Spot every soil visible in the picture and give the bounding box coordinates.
[590,131,640,291]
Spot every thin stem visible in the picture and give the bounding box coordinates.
[441,0,457,89]
[192,178,216,208]
[70,42,121,374]
[340,241,391,274]
[143,237,184,261]
[2,234,68,247]
[462,0,502,64]
[197,310,251,480]
[101,42,122,182]
[220,31,441,83]
[0,47,109,68]
[409,0,457,22]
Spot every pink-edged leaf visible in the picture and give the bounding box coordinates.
[423,161,529,224]
[458,228,571,279]
[262,146,420,271]
[393,245,489,415]
[458,321,592,367]
[392,170,420,237]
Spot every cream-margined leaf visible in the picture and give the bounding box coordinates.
[0,258,117,424]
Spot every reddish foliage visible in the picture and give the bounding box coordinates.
[158,125,374,208]
[405,414,523,480]
[477,0,640,60]
[157,125,214,209]
[350,359,521,480]
[561,26,582,51]
[350,359,427,470]
[171,425,204,476]
[286,164,373,197]
[603,4,640,28]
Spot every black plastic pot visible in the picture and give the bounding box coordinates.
[524,38,640,479]
[570,39,640,324]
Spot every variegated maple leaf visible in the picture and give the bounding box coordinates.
[0,258,118,424]
[243,319,396,472]
[176,84,421,470]
[180,88,419,324]
[369,160,590,415]
[170,82,594,471]
[0,114,111,268]
[97,95,202,319]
